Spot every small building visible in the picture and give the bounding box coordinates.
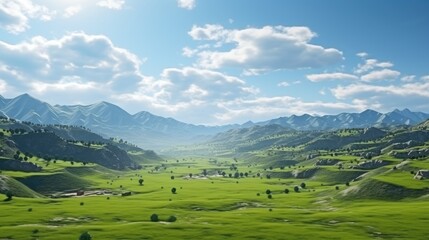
[76,190,85,196]
[414,170,429,180]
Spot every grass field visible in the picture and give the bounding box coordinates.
[1,156,429,240]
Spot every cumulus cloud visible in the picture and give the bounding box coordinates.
[64,5,81,18]
[0,0,55,33]
[330,81,429,112]
[307,72,358,82]
[97,0,125,10]
[187,25,343,72]
[0,32,142,100]
[115,67,258,112]
[361,69,400,82]
[355,58,394,74]
[178,0,196,10]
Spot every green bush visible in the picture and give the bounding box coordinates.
[150,213,159,222]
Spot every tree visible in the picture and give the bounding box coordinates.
[5,192,13,201]
[171,187,177,194]
[79,231,92,240]
[284,188,289,194]
[189,173,193,178]
[267,194,272,199]
[265,189,271,195]
[171,176,175,180]
[150,213,159,222]
[294,186,300,192]
[300,182,306,189]
[138,179,144,185]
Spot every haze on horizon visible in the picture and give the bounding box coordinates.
[0,0,428,125]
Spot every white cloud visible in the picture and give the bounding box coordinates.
[361,69,400,82]
[97,0,125,10]
[182,47,198,57]
[355,58,394,74]
[401,75,416,82]
[214,96,369,123]
[189,24,228,41]
[0,32,142,99]
[187,25,343,71]
[178,0,196,10]
[116,67,257,111]
[0,0,55,33]
[31,77,98,93]
[307,72,358,82]
[277,82,290,87]
[421,75,429,81]
[356,52,368,58]
[332,82,429,100]
[64,5,81,18]
[0,79,8,94]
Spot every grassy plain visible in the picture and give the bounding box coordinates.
[1,156,429,239]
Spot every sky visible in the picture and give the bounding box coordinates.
[0,0,429,125]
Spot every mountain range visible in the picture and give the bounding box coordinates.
[1,94,428,150]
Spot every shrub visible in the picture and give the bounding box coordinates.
[284,189,289,194]
[79,231,92,240]
[300,182,306,189]
[335,186,340,190]
[167,215,177,222]
[267,194,272,199]
[171,187,177,194]
[150,214,159,222]
[265,189,271,194]
[171,176,175,180]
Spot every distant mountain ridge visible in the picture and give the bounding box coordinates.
[1,94,428,149]
[259,109,429,130]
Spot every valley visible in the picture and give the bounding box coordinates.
[1,114,429,239]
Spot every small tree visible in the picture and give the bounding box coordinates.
[171,187,177,194]
[5,192,13,201]
[150,213,159,222]
[138,179,144,186]
[267,194,272,199]
[284,188,289,194]
[170,176,175,180]
[300,182,306,189]
[294,186,300,192]
[79,231,92,240]
[265,189,271,195]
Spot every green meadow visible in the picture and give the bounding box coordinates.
[1,156,429,240]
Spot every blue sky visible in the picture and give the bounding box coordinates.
[1,0,429,125]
